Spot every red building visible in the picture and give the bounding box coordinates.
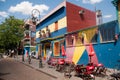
[66,2,96,32]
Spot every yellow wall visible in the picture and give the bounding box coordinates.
[36,17,67,38]
[36,31,39,38]
[58,17,67,30]
[72,27,98,64]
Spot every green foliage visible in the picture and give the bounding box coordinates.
[0,16,24,51]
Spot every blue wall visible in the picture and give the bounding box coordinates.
[77,20,120,69]
[36,7,67,43]
[95,40,120,68]
[36,7,66,31]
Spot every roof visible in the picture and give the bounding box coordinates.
[37,1,66,25]
[65,20,118,36]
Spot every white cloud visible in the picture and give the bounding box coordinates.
[103,15,112,18]
[82,0,103,4]
[8,1,49,16]
[0,11,8,17]
[0,0,6,2]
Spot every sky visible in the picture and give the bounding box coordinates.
[0,0,117,24]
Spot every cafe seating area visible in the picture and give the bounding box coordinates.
[46,57,107,80]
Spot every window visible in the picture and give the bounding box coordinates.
[91,33,98,43]
[76,34,84,45]
[100,25,115,42]
[84,28,99,43]
[55,21,58,31]
[66,35,74,46]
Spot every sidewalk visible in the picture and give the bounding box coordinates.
[15,56,114,80]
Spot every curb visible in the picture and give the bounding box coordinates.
[19,61,58,79]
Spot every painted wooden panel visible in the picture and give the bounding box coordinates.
[66,27,98,64]
[65,47,75,62]
[48,23,55,33]
[36,17,67,39]
[83,27,98,43]
[36,31,39,38]
[58,17,67,30]
[36,7,66,30]
[72,46,86,64]
[48,16,67,33]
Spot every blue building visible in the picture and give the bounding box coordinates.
[36,1,96,60]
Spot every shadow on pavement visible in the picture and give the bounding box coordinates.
[0,78,5,80]
[0,72,10,77]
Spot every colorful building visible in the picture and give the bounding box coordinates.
[63,0,120,69]
[23,19,36,57]
[34,0,120,69]
[65,20,119,68]
[36,1,96,60]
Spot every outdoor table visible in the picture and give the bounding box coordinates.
[74,64,86,76]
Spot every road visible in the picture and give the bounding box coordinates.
[0,58,56,80]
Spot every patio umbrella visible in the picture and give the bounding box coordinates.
[61,45,66,57]
[89,43,95,63]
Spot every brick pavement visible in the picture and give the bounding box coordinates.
[15,56,115,80]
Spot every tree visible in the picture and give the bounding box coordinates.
[0,16,24,52]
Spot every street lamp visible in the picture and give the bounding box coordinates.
[31,9,43,68]
[31,9,40,24]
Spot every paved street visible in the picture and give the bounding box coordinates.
[0,56,116,80]
[0,58,56,80]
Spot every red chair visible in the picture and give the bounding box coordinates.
[58,59,65,65]
[74,64,95,80]
[47,58,57,68]
[56,58,65,72]
[95,63,107,75]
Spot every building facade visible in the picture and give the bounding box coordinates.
[23,19,36,57]
[65,20,119,68]
[34,0,120,69]
[63,0,120,69]
[36,1,96,60]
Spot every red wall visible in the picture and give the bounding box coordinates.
[66,2,96,32]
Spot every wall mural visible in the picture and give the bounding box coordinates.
[66,27,98,65]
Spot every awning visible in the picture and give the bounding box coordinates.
[40,38,53,43]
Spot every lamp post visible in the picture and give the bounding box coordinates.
[31,9,40,24]
[39,54,43,68]
[31,9,42,68]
